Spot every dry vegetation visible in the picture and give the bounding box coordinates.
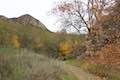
[0,48,63,80]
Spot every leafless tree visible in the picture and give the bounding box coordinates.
[52,0,113,34]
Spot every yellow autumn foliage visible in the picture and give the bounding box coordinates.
[58,41,72,57]
[11,35,20,48]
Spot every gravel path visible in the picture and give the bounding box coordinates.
[63,62,104,80]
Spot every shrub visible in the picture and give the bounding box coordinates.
[10,35,20,48]
[0,48,63,80]
[58,41,73,59]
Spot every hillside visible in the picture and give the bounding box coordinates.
[0,14,81,58]
[0,14,55,55]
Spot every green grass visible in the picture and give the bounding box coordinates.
[65,59,120,80]
[61,73,78,80]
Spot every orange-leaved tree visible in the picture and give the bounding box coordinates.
[11,35,20,48]
[58,40,73,58]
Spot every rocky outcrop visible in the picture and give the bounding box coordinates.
[10,14,47,30]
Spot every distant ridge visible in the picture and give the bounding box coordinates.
[10,14,47,30]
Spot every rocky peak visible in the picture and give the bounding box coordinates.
[10,14,47,30]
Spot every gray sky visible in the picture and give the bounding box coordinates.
[0,0,61,32]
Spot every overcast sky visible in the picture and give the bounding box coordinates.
[0,0,62,32]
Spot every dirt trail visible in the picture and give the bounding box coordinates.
[63,62,104,80]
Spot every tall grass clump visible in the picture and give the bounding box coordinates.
[0,48,63,80]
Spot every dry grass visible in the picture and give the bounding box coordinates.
[0,48,63,80]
